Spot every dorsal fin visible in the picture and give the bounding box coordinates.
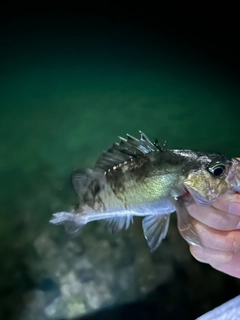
[72,169,88,196]
[71,168,100,200]
[94,131,159,172]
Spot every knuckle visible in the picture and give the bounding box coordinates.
[217,217,229,230]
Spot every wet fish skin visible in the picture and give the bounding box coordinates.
[50,131,240,251]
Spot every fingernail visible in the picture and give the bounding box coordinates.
[236,221,240,229]
[229,202,240,216]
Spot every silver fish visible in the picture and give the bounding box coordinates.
[50,131,240,251]
[196,295,240,320]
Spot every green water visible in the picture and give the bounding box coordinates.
[1,19,240,320]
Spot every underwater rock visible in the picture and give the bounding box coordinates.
[38,278,61,305]
[22,223,190,319]
[34,233,59,259]
[81,279,114,310]
[43,265,115,318]
[22,290,46,320]
[44,295,86,319]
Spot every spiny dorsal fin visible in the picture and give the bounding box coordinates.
[153,138,168,151]
[94,131,159,172]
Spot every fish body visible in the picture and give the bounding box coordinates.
[50,131,240,251]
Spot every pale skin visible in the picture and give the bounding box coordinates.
[188,159,240,278]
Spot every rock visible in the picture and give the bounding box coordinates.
[25,227,176,319]
[22,290,46,320]
[34,233,58,259]
[60,272,82,298]
[38,278,61,305]
[81,279,114,311]
[44,295,86,319]
[116,266,139,302]
[62,240,84,259]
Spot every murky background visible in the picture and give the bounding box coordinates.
[1,16,240,320]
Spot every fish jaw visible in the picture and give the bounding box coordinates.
[183,169,218,207]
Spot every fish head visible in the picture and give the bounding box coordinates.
[184,156,240,206]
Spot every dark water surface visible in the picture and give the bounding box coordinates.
[1,16,240,320]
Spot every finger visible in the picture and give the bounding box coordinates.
[190,245,240,279]
[188,204,240,230]
[192,220,240,252]
[211,250,240,278]
[213,194,240,216]
[190,245,233,266]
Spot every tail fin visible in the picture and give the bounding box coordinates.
[50,211,86,235]
[51,169,101,235]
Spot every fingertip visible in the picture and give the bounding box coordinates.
[228,202,240,216]
[189,245,206,263]
[214,194,240,216]
[189,245,233,266]
[211,249,240,278]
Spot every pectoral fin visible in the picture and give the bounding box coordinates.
[142,214,170,252]
[173,198,202,246]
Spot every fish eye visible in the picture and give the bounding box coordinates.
[208,163,226,176]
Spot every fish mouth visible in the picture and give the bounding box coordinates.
[226,159,240,193]
[184,184,216,207]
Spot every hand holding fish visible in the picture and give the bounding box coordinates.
[50,132,240,277]
[188,192,240,279]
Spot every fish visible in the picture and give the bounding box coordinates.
[50,131,240,251]
[196,295,240,320]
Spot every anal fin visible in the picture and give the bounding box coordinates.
[103,215,133,233]
[142,214,170,252]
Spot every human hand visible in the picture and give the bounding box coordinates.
[188,188,240,278]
